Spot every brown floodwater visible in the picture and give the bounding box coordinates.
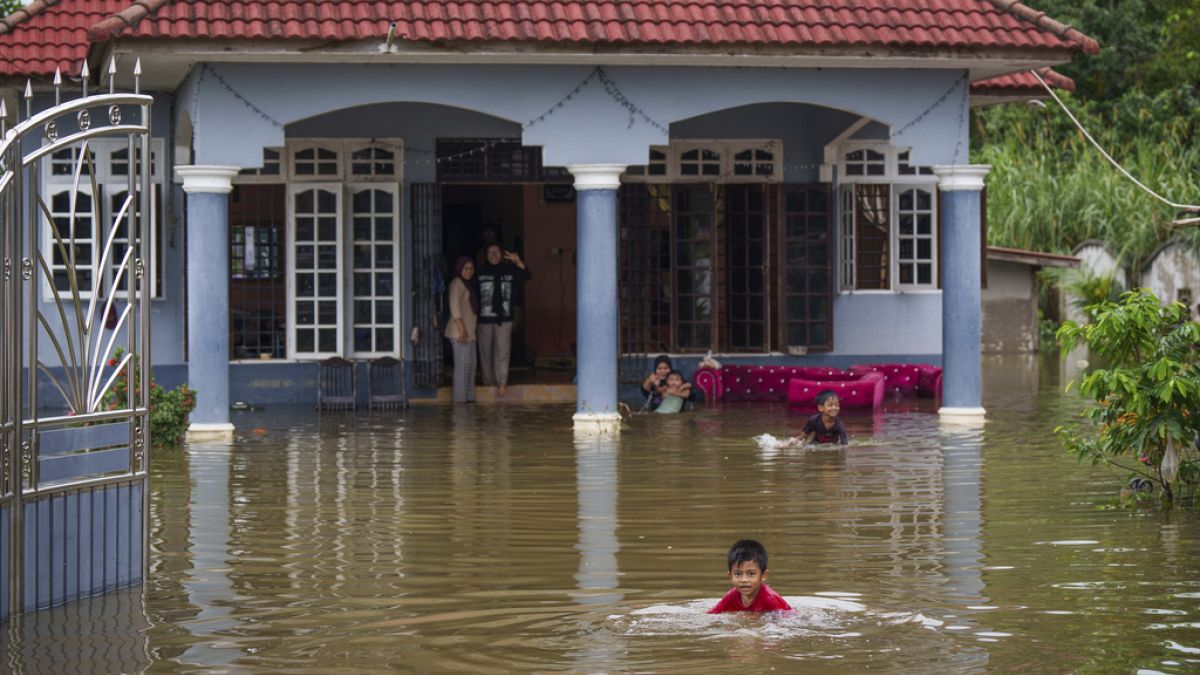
[4,357,1200,673]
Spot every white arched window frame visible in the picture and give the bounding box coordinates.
[836,143,938,292]
[42,139,165,301]
[622,140,782,183]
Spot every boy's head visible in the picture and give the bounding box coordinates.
[815,389,840,417]
[726,539,770,603]
[666,370,686,387]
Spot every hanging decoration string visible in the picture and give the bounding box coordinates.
[203,62,967,176]
[1031,69,1200,226]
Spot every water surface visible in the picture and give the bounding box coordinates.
[5,358,1200,673]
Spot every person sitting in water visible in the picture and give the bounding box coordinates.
[654,370,693,415]
[640,354,697,412]
[801,389,848,445]
[709,539,793,614]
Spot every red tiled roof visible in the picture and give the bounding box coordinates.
[971,67,1075,94]
[1,0,1100,79]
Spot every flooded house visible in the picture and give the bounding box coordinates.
[0,0,1100,437]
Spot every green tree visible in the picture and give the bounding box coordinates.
[1,0,22,18]
[1056,290,1200,503]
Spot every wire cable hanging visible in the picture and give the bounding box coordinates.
[1031,69,1200,227]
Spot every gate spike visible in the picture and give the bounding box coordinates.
[133,58,142,95]
[108,57,117,94]
[23,79,32,120]
[80,59,90,97]
[1,98,7,136]
[53,67,62,105]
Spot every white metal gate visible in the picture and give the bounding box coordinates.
[1,62,153,620]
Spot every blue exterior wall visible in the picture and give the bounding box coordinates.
[186,64,966,169]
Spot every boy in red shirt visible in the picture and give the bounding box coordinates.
[709,539,793,613]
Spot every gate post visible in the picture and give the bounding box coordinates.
[177,166,240,441]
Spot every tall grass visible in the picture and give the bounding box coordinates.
[973,87,1200,276]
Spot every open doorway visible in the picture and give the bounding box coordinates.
[440,183,577,384]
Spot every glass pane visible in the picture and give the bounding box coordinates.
[354,217,371,241]
[354,273,371,296]
[376,191,393,212]
[900,239,914,259]
[376,328,394,352]
[297,329,314,353]
[899,264,914,284]
[354,244,371,269]
[376,300,394,323]
[354,300,372,323]
[318,328,337,352]
[354,330,372,352]
[318,218,337,242]
[296,218,314,241]
[294,190,313,213]
[296,245,314,269]
[917,214,932,235]
[353,190,372,213]
[318,272,336,296]
[317,190,337,213]
[917,190,932,210]
[375,273,393,295]
[900,190,914,211]
[318,245,338,269]
[917,264,932,284]
[899,214,914,235]
[376,245,394,268]
[917,238,932,259]
[296,273,314,297]
[297,302,315,325]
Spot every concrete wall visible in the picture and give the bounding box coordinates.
[1140,241,1200,319]
[982,259,1036,354]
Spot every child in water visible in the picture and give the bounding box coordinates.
[654,370,693,415]
[801,389,848,445]
[709,539,792,613]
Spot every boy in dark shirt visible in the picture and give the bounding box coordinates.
[801,389,848,445]
[709,539,793,614]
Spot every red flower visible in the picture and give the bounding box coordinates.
[107,358,117,367]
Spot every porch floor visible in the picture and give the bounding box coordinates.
[429,383,577,404]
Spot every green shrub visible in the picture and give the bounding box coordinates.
[100,347,197,448]
[1056,289,1200,504]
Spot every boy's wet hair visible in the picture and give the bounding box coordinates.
[727,539,769,572]
[667,369,685,382]
[815,389,839,406]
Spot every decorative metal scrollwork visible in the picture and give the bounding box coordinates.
[77,108,91,131]
[135,257,144,279]
[44,120,58,142]
[20,440,31,484]
[108,105,122,126]
[3,256,10,281]
[133,423,145,470]
[20,257,32,280]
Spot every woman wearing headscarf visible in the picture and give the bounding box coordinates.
[446,257,478,403]
[640,354,697,412]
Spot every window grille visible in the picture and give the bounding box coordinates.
[854,184,891,290]
[843,148,887,177]
[895,187,937,287]
[229,184,287,359]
